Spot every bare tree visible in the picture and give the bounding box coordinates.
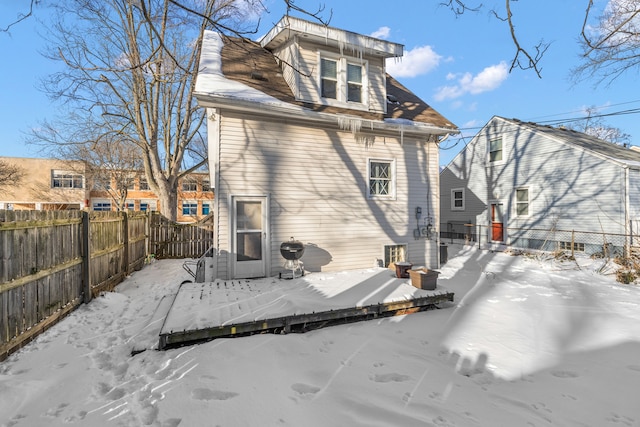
[0,159,24,188]
[573,0,640,85]
[568,106,632,145]
[29,0,263,220]
[441,1,640,84]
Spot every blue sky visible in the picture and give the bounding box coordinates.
[2,0,639,166]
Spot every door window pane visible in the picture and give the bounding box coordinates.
[237,232,262,261]
[237,201,261,230]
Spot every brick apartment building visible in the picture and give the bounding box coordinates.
[0,156,213,223]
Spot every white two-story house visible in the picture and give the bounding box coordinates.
[195,16,458,279]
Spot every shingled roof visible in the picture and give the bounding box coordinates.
[219,36,457,131]
[503,117,640,166]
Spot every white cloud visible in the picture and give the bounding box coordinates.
[370,26,391,40]
[386,45,442,78]
[434,62,508,101]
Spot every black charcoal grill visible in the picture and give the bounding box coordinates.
[279,237,305,279]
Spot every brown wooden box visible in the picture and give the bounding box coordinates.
[409,268,439,290]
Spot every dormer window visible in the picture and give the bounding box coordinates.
[319,53,367,107]
[320,58,338,99]
[347,63,362,102]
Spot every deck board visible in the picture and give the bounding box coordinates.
[158,268,454,349]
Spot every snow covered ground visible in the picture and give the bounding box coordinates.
[1,244,639,426]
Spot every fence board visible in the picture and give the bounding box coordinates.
[1,209,212,361]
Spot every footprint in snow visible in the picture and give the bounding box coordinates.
[191,387,238,401]
[291,383,321,396]
[370,373,411,383]
[550,370,579,378]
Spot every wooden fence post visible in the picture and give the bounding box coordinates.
[82,211,92,304]
[122,211,129,275]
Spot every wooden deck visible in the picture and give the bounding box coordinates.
[158,269,454,350]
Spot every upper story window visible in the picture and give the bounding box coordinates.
[368,159,395,199]
[202,179,211,192]
[52,170,84,189]
[321,58,337,99]
[182,179,197,192]
[139,176,149,190]
[489,137,503,163]
[451,188,465,211]
[347,63,363,102]
[319,54,367,106]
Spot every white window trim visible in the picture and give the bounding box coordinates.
[451,188,465,211]
[515,187,530,217]
[367,158,396,200]
[317,51,369,110]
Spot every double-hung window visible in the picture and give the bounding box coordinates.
[346,63,363,102]
[489,137,503,163]
[368,159,395,199]
[320,55,367,106]
[321,58,338,99]
[451,188,465,211]
[516,188,529,217]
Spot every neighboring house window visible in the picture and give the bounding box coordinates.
[368,159,395,198]
[202,179,211,192]
[202,202,211,215]
[93,201,111,211]
[182,201,197,215]
[125,175,135,191]
[140,200,157,212]
[52,170,84,189]
[451,188,465,211]
[384,244,407,268]
[516,188,529,216]
[320,55,367,105]
[489,137,503,162]
[126,201,135,211]
[139,177,149,190]
[182,179,197,191]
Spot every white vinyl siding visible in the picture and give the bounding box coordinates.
[211,111,440,277]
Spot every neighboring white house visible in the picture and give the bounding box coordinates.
[194,16,458,279]
[440,116,640,255]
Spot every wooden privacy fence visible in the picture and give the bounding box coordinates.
[0,209,213,361]
[149,212,214,258]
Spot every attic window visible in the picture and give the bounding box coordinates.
[319,53,368,107]
[387,94,399,104]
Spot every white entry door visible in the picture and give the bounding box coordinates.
[232,196,268,278]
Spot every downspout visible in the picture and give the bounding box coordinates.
[208,107,222,279]
[624,165,630,257]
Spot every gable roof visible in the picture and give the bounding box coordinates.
[195,30,457,135]
[499,117,640,166]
